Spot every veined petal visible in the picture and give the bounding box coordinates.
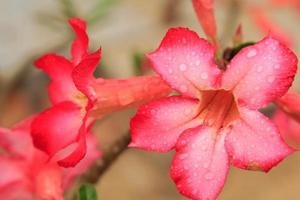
[31,101,84,157]
[147,28,221,98]
[89,75,171,118]
[192,0,218,45]
[34,54,76,104]
[69,18,88,65]
[130,96,200,152]
[225,107,294,172]
[273,109,300,149]
[72,49,101,103]
[171,125,229,200]
[276,91,300,123]
[222,36,298,109]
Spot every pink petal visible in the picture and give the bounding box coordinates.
[147,27,221,98]
[63,133,101,188]
[130,96,200,152]
[35,166,63,200]
[171,125,229,200]
[90,75,171,118]
[69,18,88,65]
[276,91,300,123]
[56,129,87,168]
[249,6,293,47]
[31,101,84,157]
[0,117,34,159]
[72,49,101,103]
[273,109,300,149]
[34,54,77,104]
[192,0,218,45]
[222,36,298,109]
[0,157,26,189]
[225,107,294,172]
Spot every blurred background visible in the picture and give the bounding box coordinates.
[1,0,300,199]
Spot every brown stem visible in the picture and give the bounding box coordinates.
[80,132,131,184]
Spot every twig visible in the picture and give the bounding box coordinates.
[80,132,131,183]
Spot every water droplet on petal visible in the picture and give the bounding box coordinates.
[256,66,263,72]
[201,72,208,80]
[247,49,257,58]
[168,68,173,74]
[274,64,280,69]
[179,64,187,71]
[204,172,214,180]
[267,76,275,83]
[195,60,200,66]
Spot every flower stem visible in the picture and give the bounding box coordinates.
[80,132,131,183]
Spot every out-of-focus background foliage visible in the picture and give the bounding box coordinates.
[1,0,300,199]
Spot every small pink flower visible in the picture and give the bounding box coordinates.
[31,18,171,167]
[130,27,297,200]
[273,92,300,148]
[0,117,100,200]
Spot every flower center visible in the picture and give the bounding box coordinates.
[73,92,88,108]
[197,90,239,131]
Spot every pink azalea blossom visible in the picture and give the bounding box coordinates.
[130,27,298,199]
[0,117,100,200]
[273,92,300,148]
[31,18,171,167]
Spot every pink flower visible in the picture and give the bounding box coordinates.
[0,117,100,200]
[130,27,298,200]
[273,92,300,148]
[249,6,293,47]
[31,18,171,167]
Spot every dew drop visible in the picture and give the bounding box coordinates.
[179,64,187,71]
[168,68,173,74]
[256,66,263,72]
[267,76,275,83]
[195,60,200,66]
[201,72,208,80]
[203,162,209,169]
[274,63,280,69]
[247,49,257,58]
[204,172,214,180]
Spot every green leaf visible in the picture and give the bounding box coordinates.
[78,184,98,200]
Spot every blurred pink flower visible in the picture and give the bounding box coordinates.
[0,117,100,200]
[31,18,171,167]
[130,27,297,199]
[274,92,300,148]
[249,6,293,47]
